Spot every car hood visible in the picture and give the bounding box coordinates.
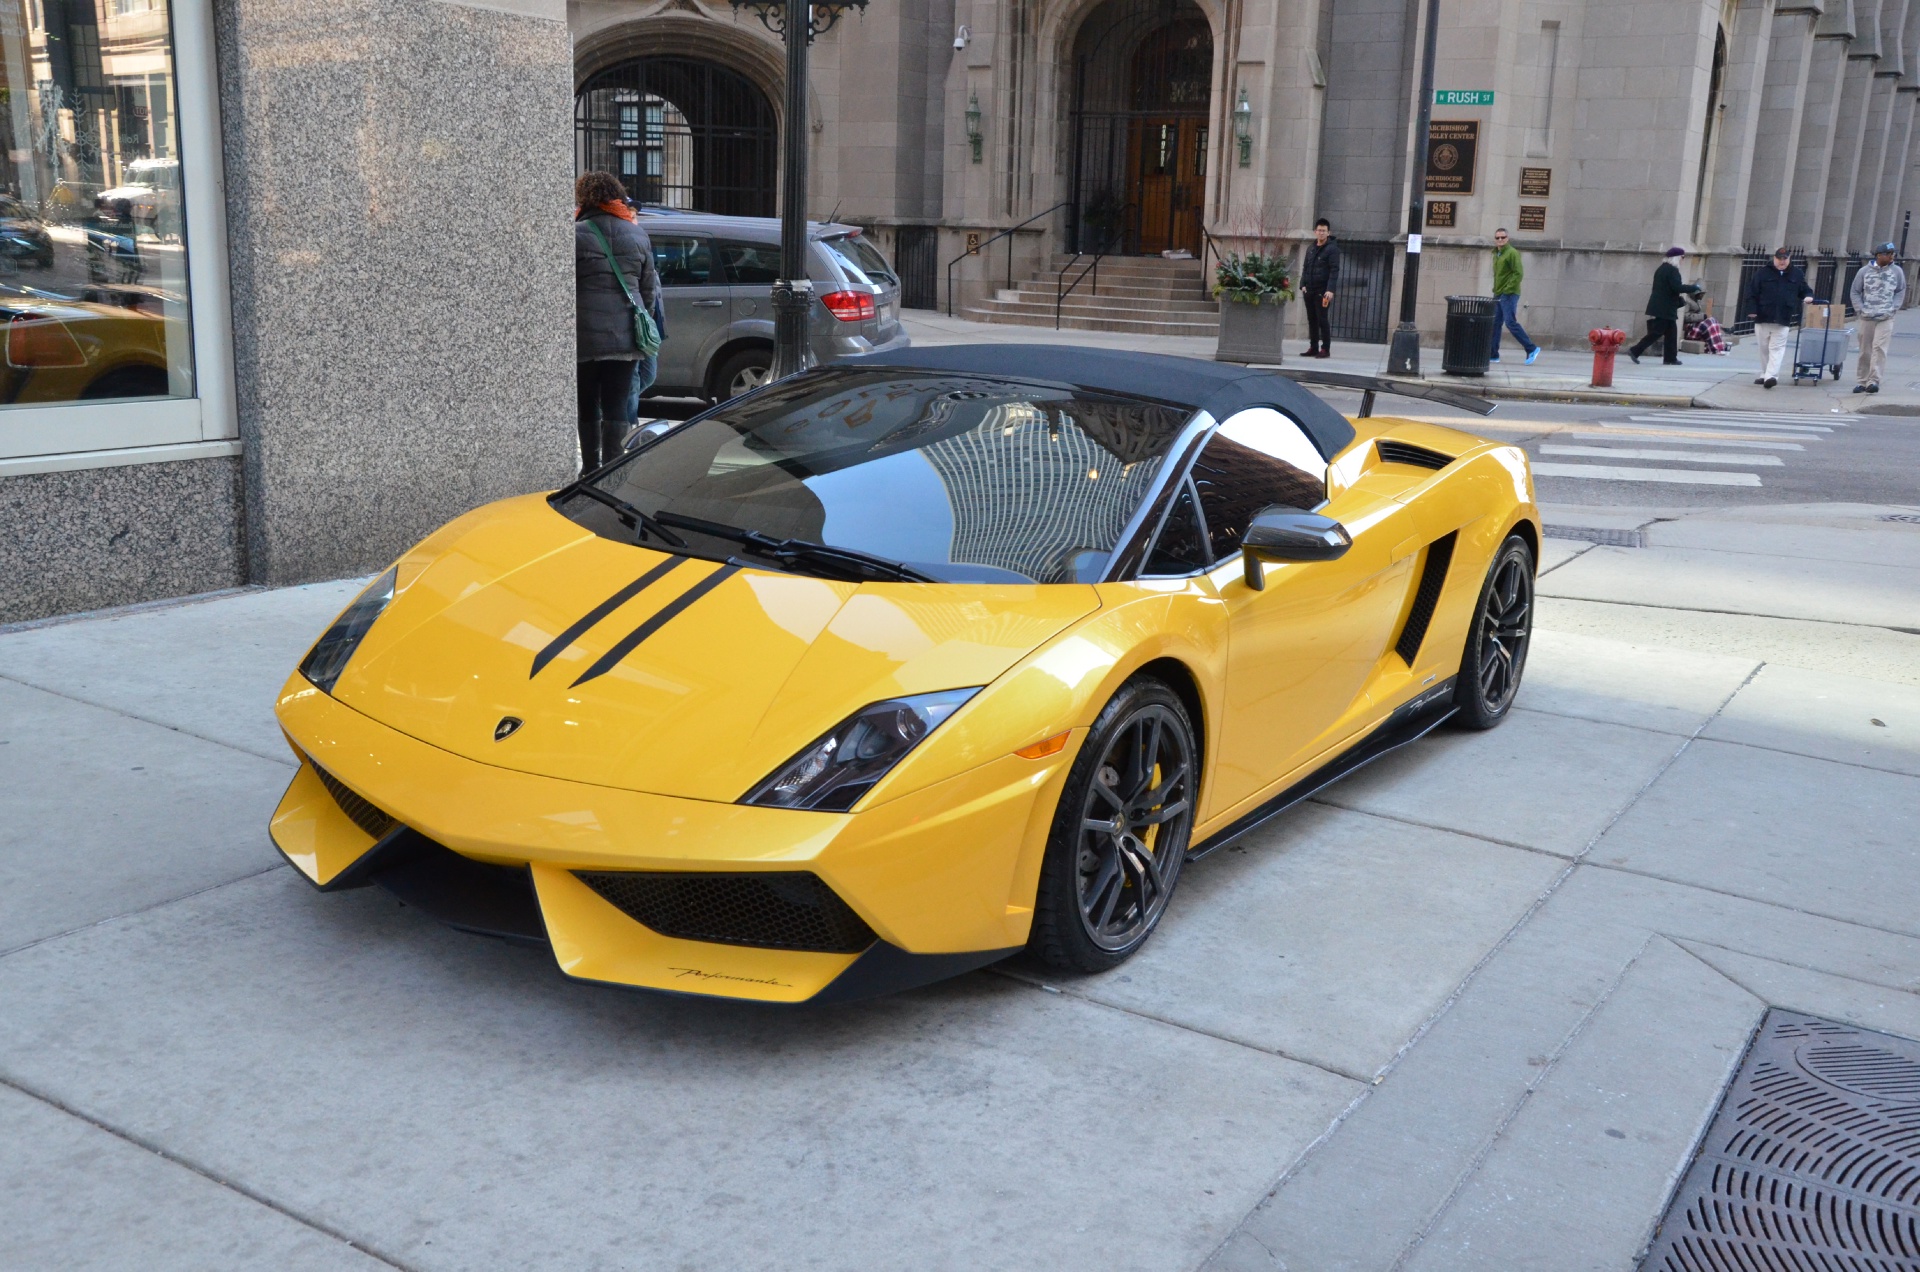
[329,496,1099,803]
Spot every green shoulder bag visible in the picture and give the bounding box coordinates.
[586,219,662,358]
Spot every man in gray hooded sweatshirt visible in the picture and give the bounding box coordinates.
[1850,243,1908,394]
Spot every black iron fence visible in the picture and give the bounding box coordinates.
[1727,246,1871,336]
[1325,240,1395,345]
[893,226,938,311]
[575,58,777,216]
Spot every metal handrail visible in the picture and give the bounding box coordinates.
[1054,250,1105,328]
[945,200,1072,317]
[1199,225,1223,300]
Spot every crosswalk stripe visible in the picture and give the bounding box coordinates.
[1531,462,1763,486]
[1540,444,1784,465]
[1628,416,1835,430]
[1572,431,1805,450]
[1623,415,1831,433]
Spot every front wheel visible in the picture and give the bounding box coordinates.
[1028,678,1196,973]
[1453,534,1534,729]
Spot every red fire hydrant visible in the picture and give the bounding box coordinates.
[1589,328,1627,388]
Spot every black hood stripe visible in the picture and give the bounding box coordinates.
[531,556,685,678]
[571,564,742,687]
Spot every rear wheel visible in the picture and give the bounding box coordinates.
[1453,534,1534,729]
[710,347,772,402]
[1029,678,1196,973]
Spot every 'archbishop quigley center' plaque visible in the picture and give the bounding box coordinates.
[1425,121,1479,195]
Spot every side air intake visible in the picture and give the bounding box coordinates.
[1394,532,1458,665]
[1376,440,1454,470]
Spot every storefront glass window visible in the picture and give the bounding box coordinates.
[0,0,192,408]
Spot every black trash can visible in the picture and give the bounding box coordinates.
[1442,295,1499,377]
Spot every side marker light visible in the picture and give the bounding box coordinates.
[1015,731,1070,760]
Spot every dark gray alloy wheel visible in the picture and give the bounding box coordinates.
[1454,535,1534,729]
[1029,679,1195,973]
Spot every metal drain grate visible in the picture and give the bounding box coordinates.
[1544,524,1646,548]
[1641,1009,1920,1270]
[1884,514,1920,525]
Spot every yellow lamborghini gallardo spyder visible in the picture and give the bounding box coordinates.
[271,346,1539,1003]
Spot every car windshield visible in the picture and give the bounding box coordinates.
[822,234,896,287]
[567,369,1191,583]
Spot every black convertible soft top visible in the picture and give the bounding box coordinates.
[849,344,1359,460]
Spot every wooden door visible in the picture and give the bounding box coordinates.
[1128,117,1205,255]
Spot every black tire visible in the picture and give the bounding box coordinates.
[1028,677,1197,973]
[1453,534,1534,729]
[79,364,169,400]
[709,347,773,402]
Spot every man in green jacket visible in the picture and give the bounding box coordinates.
[1490,229,1539,364]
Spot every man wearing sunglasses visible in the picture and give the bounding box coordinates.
[1490,229,1539,365]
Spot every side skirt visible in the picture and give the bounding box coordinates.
[1186,677,1459,863]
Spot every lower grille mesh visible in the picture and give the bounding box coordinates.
[575,871,877,954]
[313,764,396,840]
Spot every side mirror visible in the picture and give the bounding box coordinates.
[1241,506,1351,590]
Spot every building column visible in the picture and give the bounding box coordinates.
[214,0,575,585]
[1819,0,1883,250]
[1744,6,1821,248]
[1703,0,1780,255]
[1849,71,1904,247]
[1788,15,1854,245]
[1873,89,1920,242]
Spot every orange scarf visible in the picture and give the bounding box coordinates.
[597,200,636,222]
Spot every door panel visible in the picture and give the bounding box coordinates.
[1127,116,1205,256]
[649,234,725,392]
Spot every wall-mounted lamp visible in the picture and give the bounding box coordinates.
[1233,88,1253,167]
[966,93,984,163]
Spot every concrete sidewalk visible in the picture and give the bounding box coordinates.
[3,499,1917,1269]
[906,306,1920,414]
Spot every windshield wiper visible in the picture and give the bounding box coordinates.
[564,485,686,549]
[652,511,935,584]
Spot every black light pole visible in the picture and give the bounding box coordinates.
[733,0,867,378]
[1388,0,1443,378]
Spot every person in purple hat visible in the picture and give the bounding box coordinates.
[1627,247,1703,365]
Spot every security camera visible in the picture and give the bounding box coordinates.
[954,24,970,49]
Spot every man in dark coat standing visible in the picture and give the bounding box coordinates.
[1300,218,1340,358]
[1740,248,1811,389]
[1627,247,1703,365]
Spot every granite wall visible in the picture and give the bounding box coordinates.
[0,458,245,625]
[213,0,577,585]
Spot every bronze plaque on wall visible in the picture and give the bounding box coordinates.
[1426,201,1457,228]
[1517,205,1547,232]
[1519,167,1552,198]
[1425,121,1480,195]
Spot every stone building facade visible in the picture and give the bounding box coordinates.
[569,0,1920,347]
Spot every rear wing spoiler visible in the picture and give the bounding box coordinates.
[1277,370,1498,419]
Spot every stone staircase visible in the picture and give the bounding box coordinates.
[963,254,1220,337]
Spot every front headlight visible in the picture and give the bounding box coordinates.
[298,567,397,694]
[743,688,980,812]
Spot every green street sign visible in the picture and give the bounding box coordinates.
[1436,90,1495,106]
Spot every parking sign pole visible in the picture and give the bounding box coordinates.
[1387,0,1443,378]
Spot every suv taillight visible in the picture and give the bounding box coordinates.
[820,290,876,322]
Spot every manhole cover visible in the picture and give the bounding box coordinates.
[1885,514,1920,525]
[1544,525,1645,547]
[1641,1009,1920,1270]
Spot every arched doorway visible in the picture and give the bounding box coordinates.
[1067,0,1213,255]
[575,58,777,215]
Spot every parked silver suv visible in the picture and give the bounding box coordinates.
[638,212,909,401]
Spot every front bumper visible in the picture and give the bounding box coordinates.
[270,676,1069,1002]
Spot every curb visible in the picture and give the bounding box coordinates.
[1374,376,1699,409]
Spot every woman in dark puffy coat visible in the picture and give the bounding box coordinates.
[574,171,660,470]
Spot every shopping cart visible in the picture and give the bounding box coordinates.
[1792,302,1848,383]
